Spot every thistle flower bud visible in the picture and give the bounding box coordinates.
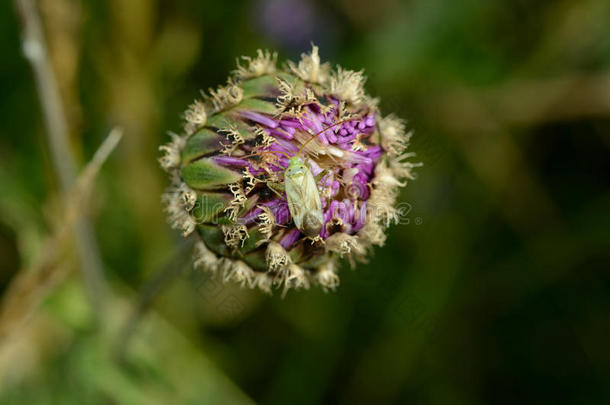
[160,45,419,294]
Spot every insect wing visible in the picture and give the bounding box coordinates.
[285,169,307,229]
[285,164,323,230]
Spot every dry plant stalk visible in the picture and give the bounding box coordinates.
[13,0,108,313]
[0,129,123,347]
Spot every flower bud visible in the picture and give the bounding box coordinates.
[160,45,419,294]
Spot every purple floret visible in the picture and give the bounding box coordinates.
[214,101,381,243]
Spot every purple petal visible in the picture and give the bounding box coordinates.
[327,131,338,143]
[336,134,358,144]
[274,137,299,153]
[331,181,340,198]
[364,145,383,160]
[240,111,279,128]
[213,156,248,167]
[325,200,339,222]
[336,201,348,222]
[269,127,294,140]
[280,119,300,128]
[273,200,290,224]
[351,173,370,199]
[303,111,329,145]
[355,162,374,177]
[308,159,323,176]
[281,125,296,135]
[240,207,263,225]
[354,201,367,232]
[280,228,301,248]
[344,199,356,223]
[246,163,266,176]
[349,154,373,165]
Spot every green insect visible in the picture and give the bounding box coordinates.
[263,119,354,238]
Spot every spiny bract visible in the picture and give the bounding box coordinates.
[159,45,419,295]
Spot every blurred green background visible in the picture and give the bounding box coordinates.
[1,0,609,403]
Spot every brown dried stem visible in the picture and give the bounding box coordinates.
[13,0,108,316]
[0,128,123,346]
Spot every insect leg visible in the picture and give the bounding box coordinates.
[266,181,286,198]
[314,169,330,184]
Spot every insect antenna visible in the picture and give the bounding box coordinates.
[297,117,360,156]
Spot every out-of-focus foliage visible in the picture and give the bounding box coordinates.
[0,0,609,403]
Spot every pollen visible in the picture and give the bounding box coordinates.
[234,49,277,79]
[265,241,290,272]
[257,206,276,240]
[183,99,207,134]
[207,81,243,112]
[219,125,245,155]
[158,132,184,172]
[287,44,330,84]
[330,67,366,105]
[222,223,249,249]
[225,183,247,222]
